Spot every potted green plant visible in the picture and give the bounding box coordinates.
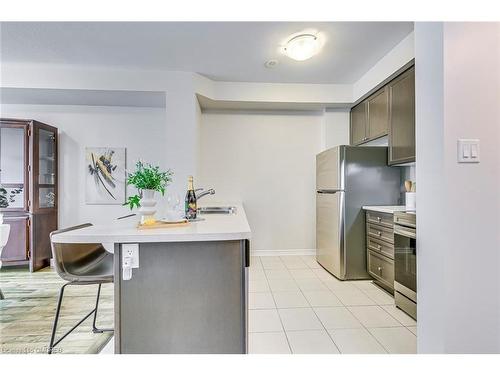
[124,161,173,224]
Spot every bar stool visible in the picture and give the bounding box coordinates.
[48,223,114,354]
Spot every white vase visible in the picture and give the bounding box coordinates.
[139,189,157,224]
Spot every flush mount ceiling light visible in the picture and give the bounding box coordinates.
[283,33,321,61]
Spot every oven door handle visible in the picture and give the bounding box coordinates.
[394,225,416,239]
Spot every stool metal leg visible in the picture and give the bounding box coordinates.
[92,283,113,333]
[48,282,114,354]
[48,282,72,354]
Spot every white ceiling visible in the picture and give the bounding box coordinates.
[0,22,413,84]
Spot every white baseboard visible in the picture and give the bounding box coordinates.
[251,249,316,257]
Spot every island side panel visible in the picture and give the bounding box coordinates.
[115,240,248,354]
[114,243,121,354]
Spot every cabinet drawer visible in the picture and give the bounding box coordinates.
[366,211,393,228]
[367,236,394,259]
[367,250,394,290]
[367,223,394,244]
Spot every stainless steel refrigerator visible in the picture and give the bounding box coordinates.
[316,146,400,280]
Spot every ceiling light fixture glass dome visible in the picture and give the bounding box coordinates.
[284,34,321,61]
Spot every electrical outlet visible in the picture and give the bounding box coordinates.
[122,244,139,268]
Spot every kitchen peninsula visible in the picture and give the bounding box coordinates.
[51,204,251,354]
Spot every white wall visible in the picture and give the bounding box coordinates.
[415,22,500,353]
[353,32,415,101]
[323,109,350,149]
[1,104,168,227]
[198,112,325,253]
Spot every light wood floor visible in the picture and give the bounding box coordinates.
[0,267,113,354]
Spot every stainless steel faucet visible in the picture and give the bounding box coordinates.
[195,188,215,200]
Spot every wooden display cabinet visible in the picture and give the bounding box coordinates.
[0,118,58,271]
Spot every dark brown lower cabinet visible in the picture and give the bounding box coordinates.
[1,214,55,271]
[1,213,55,271]
[30,213,57,271]
[1,215,29,264]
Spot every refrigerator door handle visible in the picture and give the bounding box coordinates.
[317,189,342,194]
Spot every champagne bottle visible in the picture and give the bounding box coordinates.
[185,176,197,220]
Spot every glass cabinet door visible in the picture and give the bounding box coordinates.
[34,126,57,210]
[0,126,27,210]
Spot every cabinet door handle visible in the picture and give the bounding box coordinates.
[377,245,382,250]
[377,266,382,274]
[377,231,382,236]
[377,217,381,222]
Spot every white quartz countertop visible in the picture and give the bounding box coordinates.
[362,205,407,214]
[51,203,251,244]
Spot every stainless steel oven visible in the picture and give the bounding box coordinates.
[393,211,417,320]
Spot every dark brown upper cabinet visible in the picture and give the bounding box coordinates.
[350,101,368,145]
[350,87,389,146]
[367,87,389,140]
[388,67,415,165]
[0,118,58,271]
[350,66,415,165]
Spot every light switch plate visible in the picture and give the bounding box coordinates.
[457,139,480,163]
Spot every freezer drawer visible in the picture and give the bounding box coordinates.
[316,191,344,279]
[316,147,342,191]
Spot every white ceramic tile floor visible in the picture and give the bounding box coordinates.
[295,278,330,292]
[368,327,417,354]
[249,332,291,354]
[381,305,417,326]
[267,278,300,292]
[281,256,309,270]
[249,267,266,279]
[301,255,322,269]
[278,308,324,331]
[328,328,386,354]
[248,278,270,293]
[248,256,417,354]
[406,326,417,335]
[334,289,377,306]
[286,330,340,354]
[302,290,343,307]
[265,269,293,280]
[272,291,309,308]
[249,292,276,309]
[362,288,396,305]
[290,268,317,279]
[248,309,283,332]
[347,306,402,328]
[314,306,364,329]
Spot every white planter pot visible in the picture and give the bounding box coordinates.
[138,189,157,224]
